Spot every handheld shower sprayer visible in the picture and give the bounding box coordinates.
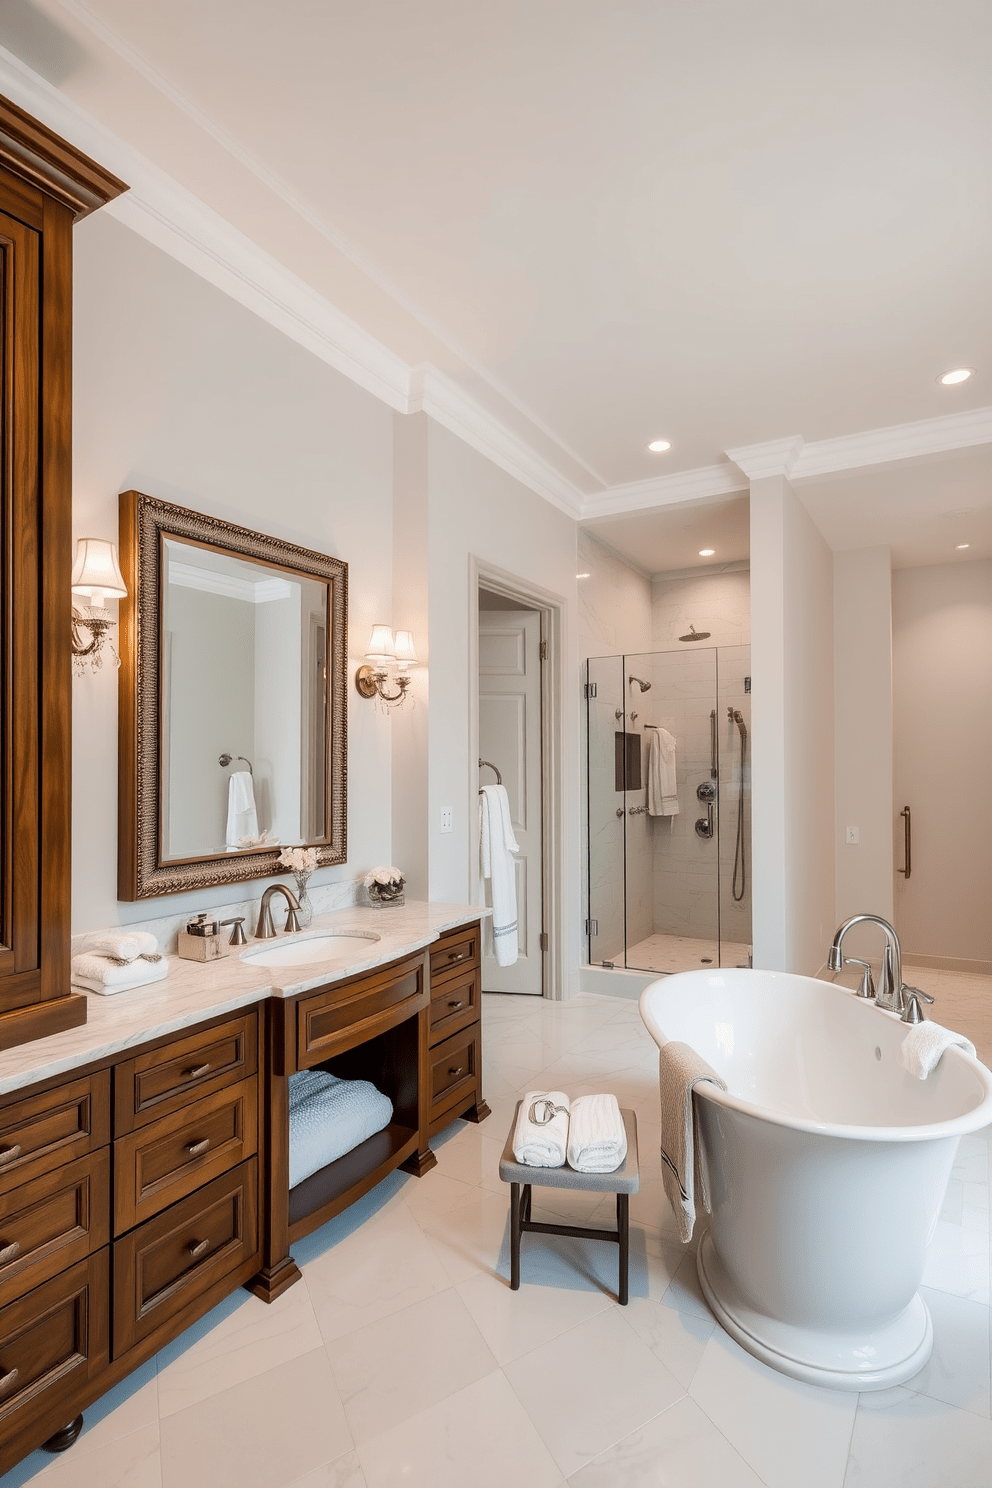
[728,707,747,740]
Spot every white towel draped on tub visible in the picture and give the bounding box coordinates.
[287,1070,393,1188]
[479,783,520,966]
[901,1021,976,1079]
[226,770,258,848]
[647,727,679,817]
[512,1090,570,1167]
[567,1092,628,1173]
[659,1040,726,1242]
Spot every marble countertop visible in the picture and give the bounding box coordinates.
[1,901,488,1097]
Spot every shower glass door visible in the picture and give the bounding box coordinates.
[585,647,751,974]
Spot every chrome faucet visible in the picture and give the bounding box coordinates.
[254,883,301,939]
[827,914,905,1013]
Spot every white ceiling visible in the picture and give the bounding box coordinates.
[4,1,991,514]
[585,495,751,578]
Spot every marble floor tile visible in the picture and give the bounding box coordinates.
[456,1267,612,1364]
[283,1453,366,1488]
[622,1292,717,1390]
[907,1286,992,1417]
[324,1288,497,1443]
[922,1218,991,1304]
[844,1389,992,1487]
[417,1185,513,1285]
[689,1326,857,1488]
[156,1277,323,1417]
[27,1423,161,1488]
[159,1348,351,1488]
[567,1394,763,1487]
[504,1307,683,1479]
[306,1206,453,1342]
[357,1370,565,1488]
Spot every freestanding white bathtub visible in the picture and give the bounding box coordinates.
[639,968,992,1391]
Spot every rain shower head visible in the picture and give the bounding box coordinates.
[679,625,711,642]
[628,675,651,692]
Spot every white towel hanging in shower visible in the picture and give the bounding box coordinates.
[647,727,679,816]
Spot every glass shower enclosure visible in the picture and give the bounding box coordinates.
[585,647,751,973]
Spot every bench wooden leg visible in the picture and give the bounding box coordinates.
[617,1192,629,1305]
[510,1182,522,1289]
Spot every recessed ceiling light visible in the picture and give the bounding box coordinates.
[647,439,672,453]
[938,368,975,385]
[698,548,715,557]
[576,572,591,578]
[955,543,970,550]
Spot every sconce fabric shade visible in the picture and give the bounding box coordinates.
[365,625,396,666]
[393,630,419,668]
[71,538,127,606]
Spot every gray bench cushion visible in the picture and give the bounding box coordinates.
[499,1102,639,1193]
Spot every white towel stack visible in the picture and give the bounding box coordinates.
[71,933,168,996]
[900,1021,976,1080]
[567,1093,628,1173]
[513,1090,571,1167]
[287,1070,393,1188]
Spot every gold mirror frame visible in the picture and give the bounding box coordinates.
[117,490,348,900]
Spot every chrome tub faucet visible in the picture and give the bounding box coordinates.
[828,914,906,1013]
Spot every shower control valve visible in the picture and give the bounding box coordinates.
[696,780,717,802]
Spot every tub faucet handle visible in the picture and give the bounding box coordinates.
[900,987,935,1025]
[844,958,875,1000]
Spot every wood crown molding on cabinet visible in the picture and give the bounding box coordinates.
[0,92,126,219]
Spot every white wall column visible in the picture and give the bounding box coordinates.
[390,411,430,899]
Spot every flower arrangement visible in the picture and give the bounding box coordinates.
[364,864,406,906]
[279,847,319,926]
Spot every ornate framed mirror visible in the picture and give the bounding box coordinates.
[117,491,347,899]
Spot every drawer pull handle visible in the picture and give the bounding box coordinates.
[188,1238,210,1259]
[0,1241,21,1265]
[447,951,466,962]
[183,1063,211,1080]
[186,1138,211,1157]
[0,1145,22,1167]
[448,1066,465,1076]
[447,1000,464,1010]
[0,1367,20,1398]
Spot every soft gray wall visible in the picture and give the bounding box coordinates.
[72,212,394,931]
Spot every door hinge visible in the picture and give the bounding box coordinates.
[539,639,548,661]
[584,681,597,699]
[585,918,598,936]
[539,931,548,952]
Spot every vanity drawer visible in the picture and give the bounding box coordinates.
[113,1159,258,1357]
[429,963,479,1044]
[297,954,428,1068]
[114,1011,258,1134]
[114,1076,257,1234]
[0,1149,110,1310]
[0,1073,110,1197]
[0,1249,109,1466]
[428,1025,480,1122]
[429,925,480,984]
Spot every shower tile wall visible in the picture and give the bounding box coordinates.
[652,567,750,648]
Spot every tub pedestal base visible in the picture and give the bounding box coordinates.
[696,1230,933,1392]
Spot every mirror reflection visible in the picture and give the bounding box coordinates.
[160,538,328,862]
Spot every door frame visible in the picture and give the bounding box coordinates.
[469,557,564,1000]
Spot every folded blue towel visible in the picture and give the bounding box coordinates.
[288,1070,393,1188]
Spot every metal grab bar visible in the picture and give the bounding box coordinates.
[709,710,717,778]
[897,806,911,880]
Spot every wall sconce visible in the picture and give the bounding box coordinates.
[71,537,127,675]
[355,625,419,706]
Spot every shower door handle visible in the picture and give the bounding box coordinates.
[709,709,717,778]
[897,806,911,880]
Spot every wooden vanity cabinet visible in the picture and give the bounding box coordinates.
[0,98,126,1052]
[427,921,490,1136]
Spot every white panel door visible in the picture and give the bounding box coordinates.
[479,610,544,994]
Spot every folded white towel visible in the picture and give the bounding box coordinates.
[567,1092,628,1173]
[71,953,169,996]
[226,770,258,849]
[901,1021,976,1080]
[480,784,520,967]
[288,1072,393,1188]
[85,931,160,963]
[513,1090,570,1167]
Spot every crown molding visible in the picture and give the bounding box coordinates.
[580,462,747,520]
[725,435,806,482]
[790,406,992,481]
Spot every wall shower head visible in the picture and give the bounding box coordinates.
[628,675,651,692]
[679,625,711,642]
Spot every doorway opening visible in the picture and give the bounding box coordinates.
[470,562,563,999]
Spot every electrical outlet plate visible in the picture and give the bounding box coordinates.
[440,807,453,834]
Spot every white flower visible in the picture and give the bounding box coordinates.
[363,864,405,888]
[279,847,319,873]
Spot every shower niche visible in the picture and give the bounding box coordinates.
[585,647,751,974]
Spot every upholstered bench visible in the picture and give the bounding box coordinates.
[498,1102,639,1304]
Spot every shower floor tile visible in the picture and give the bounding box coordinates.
[618,932,752,974]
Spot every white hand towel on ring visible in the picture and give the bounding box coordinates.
[512,1090,570,1167]
[479,783,520,966]
[226,770,258,848]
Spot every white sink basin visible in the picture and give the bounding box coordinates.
[240,931,380,968]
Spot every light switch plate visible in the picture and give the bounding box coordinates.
[845,825,859,844]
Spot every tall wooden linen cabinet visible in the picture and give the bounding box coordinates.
[0,98,125,1052]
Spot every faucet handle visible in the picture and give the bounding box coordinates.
[844,958,876,1000]
[284,905,301,934]
[900,986,935,1024]
[220,917,247,946]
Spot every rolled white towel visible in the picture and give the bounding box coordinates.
[513,1090,570,1167]
[71,953,169,995]
[84,931,160,963]
[901,1021,976,1080]
[567,1092,627,1174]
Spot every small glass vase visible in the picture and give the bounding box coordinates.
[293,870,314,927]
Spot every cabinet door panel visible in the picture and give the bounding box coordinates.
[0,1147,110,1308]
[114,1012,257,1133]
